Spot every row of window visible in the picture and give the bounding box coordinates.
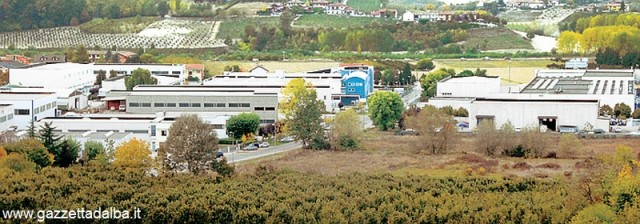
[129,102,251,108]
[254,107,275,111]
[0,114,14,123]
[14,109,30,115]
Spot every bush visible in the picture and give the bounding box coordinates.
[571,203,616,223]
[0,153,36,172]
[416,58,435,70]
[558,134,582,159]
[219,138,239,145]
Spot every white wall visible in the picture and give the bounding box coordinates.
[468,100,599,131]
[10,63,95,93]
[1,93,57,130]
[99,78,125,96]
[437,77,501,98]
[0,105,15,131]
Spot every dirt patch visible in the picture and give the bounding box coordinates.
[512,162,533,170]
[536,163,561,169]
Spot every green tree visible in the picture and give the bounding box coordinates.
[95,70,107,85]
[140,53,155,63]
[226,113,261,140]
[109,70,118,78]
[38,122,61,155]
[420,68,455,98]
[279,79,325,149]
[400,63,413,85]
[367,91,404,131]
[26,120,36,138]
[328,109,363,151]
[164,114,219,173]
[614,102,632,119]
[84,140,105,161]
[125,68,157,90]
[600,104,614,116]
[456,70,474,77]
[54,138,80,167]
[416,58,435,70]
[3,138,53,168]
[72,45,90,63]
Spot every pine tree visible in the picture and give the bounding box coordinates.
[38,122,61,155]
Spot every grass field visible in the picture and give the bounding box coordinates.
[204,60,340,75]
[497,10,542,22]
[236,129,640,178]
[459,28,534,51]
[217,17,280,39]
[435,58,552,84]
[347,0,382,13]
[294,14,394,28]
[507,23,558,36]
[230,2,271,16]
[78,17,160,34]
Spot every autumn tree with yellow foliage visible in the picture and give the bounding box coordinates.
[113,138,151,168]
[279,78,325,149]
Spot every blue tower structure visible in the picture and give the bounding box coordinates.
[338,64,374,100]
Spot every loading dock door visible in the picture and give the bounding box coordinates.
[538,116,557,132]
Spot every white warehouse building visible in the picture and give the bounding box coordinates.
[0,104,16,131]
[0,92,57,130]
[9,63,95,94]
[436,76,501,98]
[468,98,600,132]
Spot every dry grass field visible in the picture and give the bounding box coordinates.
[229,3,272,17]
[204,60,340,75]
[435,59,552,84]
[236,130,640,179]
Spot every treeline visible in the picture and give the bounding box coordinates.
[0,0,170,32]
[562,13,640,33]
[238,17,479,53]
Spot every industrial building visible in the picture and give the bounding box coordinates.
[0,104,15,131]
[9,63,95,93]
[103,87,279,124]
[0,92,57,130]
[37,112,231,151]
[468,98,600,131]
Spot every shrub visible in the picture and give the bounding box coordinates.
[558,134,582,159]
[0,153,36,172]
[571,203,616,223]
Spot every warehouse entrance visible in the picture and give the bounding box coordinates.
[538,116,557,132]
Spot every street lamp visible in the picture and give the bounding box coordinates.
[508,59,512,92]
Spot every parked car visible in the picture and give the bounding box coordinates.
[280,136,295,143]
[594,129,604,134]
[215,151,224,158]
[457,123,469,128]
[259,142,270,148]
[614,127,623,133]
[243,144,258,151]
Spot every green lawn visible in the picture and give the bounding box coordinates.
[347,0,382,13]
[78,17,160,34]
[459,27,533,51]
[294,14,394,28]
[217,17,280,39]
[436,59,552,68]
[506,23,558,36]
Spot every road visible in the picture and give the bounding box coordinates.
[224,142,302,164]
[402,81,422,108]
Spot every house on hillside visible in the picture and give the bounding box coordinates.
[325,3,354,15]
[87,50,137,63]
[186,64,205,81]
[32,54,66,64]
[402,11,415,22]
[1,55,31,64]
[311,0,330,8]
[371,9,398,18]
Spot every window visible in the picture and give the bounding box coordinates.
[204,103,225,108]
[8,114,13,120]
[46,103,51,109]
[40,105,45,111]
[260,119,275,123]
[154,103,165,107]
[191,103,201,107]
[141,103,151,107]
[0,116,6,122]
[240,103,250,107]
[161,130,167,136]
[129,102,140,107]
[265,107,275,111]
[179,103,190,107]
[151,125,156,136]
[212,124,224,129]
[254,107,265,111]
[167,103,176,107]
[348,88,355,92]
[348,83,354,86]
[34,108,39,114]
[228,103,239,107]
[172,71,181,75]
[14,109,30,115]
